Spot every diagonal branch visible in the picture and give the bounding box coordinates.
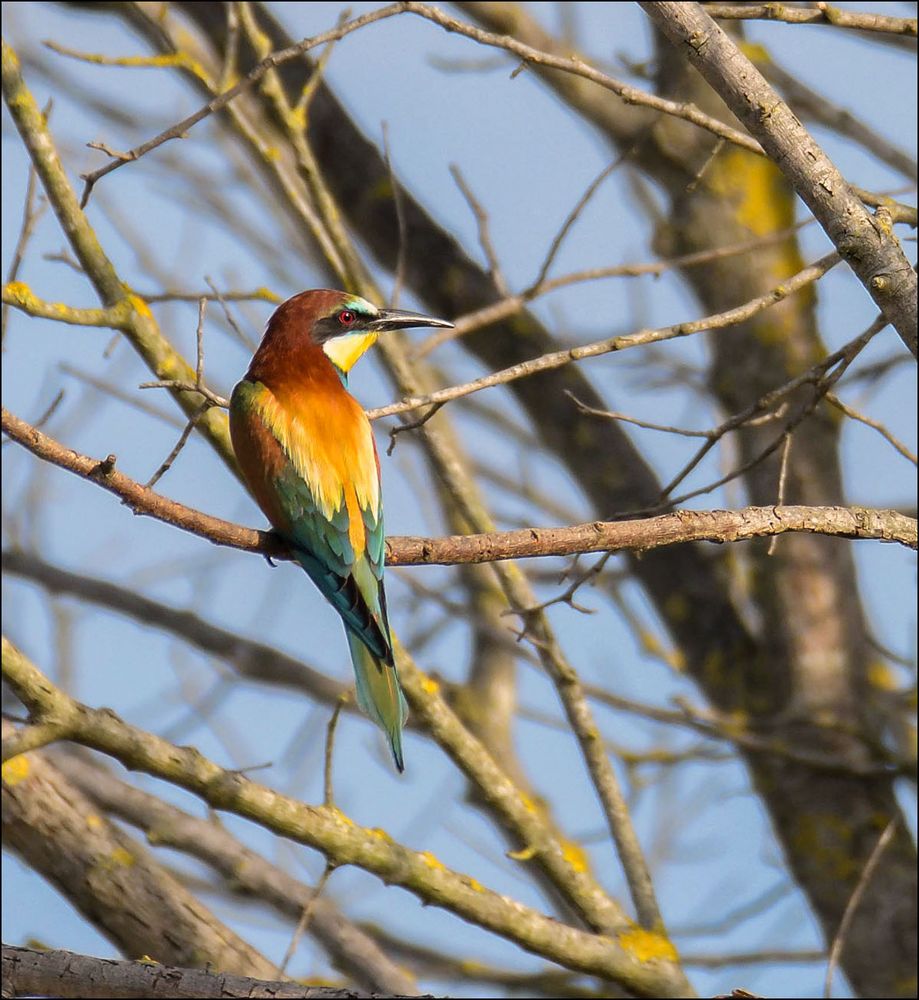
[1,640,691,997]
[1,722,280,978]
[72,4,409,207]
[51,753,418,996]
[640,2,918,357]
[370,252,840,419]
[1,37,238,473]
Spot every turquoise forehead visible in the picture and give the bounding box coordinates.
[343,294,378,316]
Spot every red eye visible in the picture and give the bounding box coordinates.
[338,310,356,326]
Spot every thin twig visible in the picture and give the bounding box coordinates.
[194,298,207,385]
[33,389,66,431]
[825,392,917,466]
[278,863,336,977]
[383,122,409,308]
[686,137,725,193]
[450,164,507,296]
[2,161,47,343]
[657,315,886,505]
[566,390,710,438]
[653,322,881,513]
[324,698,346,808]
[703,3,917,36]
[505,552,611,618]
[386,401,445,455]
[138,380,229,409]
[205,276,257,350]
[73,4,409,207]
[59,363,185,429]
[767,435,792,555]
[218,2,241,93]
[823,819,898,998]
[584,686,909,778]
[144,405,210,489]
[370,252,840,420]
[533,154,629,289]
[42,248,83,273]
[143,299,213,487]
[294,7,350,117]
[414,209,823,359]
[0,390,66,451]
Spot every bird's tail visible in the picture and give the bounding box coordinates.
[346,630,408,772]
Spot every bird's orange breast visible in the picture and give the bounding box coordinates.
[253,377,380,557]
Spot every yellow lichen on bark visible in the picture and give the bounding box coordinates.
[1,755,30,786]
[617,926,678,963]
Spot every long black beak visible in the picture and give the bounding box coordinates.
[370,307,453,334]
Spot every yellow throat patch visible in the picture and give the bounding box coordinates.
[322,331,378,373]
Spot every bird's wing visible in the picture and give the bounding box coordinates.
[230,380,392,662]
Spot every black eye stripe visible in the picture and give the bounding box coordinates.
[313,310,372,343]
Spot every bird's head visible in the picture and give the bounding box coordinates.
[257,289,453,376]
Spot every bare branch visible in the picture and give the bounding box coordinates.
[1,42,239,471]
[656,316,887,504]
[3,282,132,328]
[372,253,840,419]
[1,548,345,705]
[823,820,899,998]
[52,753,417,996]
[62,5,409,207]
[2,160,46,343]
[450,163,508,296]
[758,55,917,181]
[402,1,764,154]
[702,4,917,37]
[1,945,362,1000]
[641,2,918,356]
[415,220,824,358]
[0,640,690,996]
[2,721,279,977]
[3,408,914,566]
[825,392,918,466]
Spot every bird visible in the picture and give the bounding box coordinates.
[229,289,453,772]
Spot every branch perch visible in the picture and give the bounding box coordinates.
[3,408,915,563]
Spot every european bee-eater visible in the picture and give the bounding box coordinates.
[229,290,453,771]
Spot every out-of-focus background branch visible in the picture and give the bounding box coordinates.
[3,3,915,998]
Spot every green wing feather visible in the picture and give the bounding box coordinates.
[274,463,392,662]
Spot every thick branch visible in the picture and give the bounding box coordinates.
[1,723,279,978]
[0,945,362,1000]
[1,641,690,997]
[640,2,918,357]
[48,753,419,997]
[0,550,638,938]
